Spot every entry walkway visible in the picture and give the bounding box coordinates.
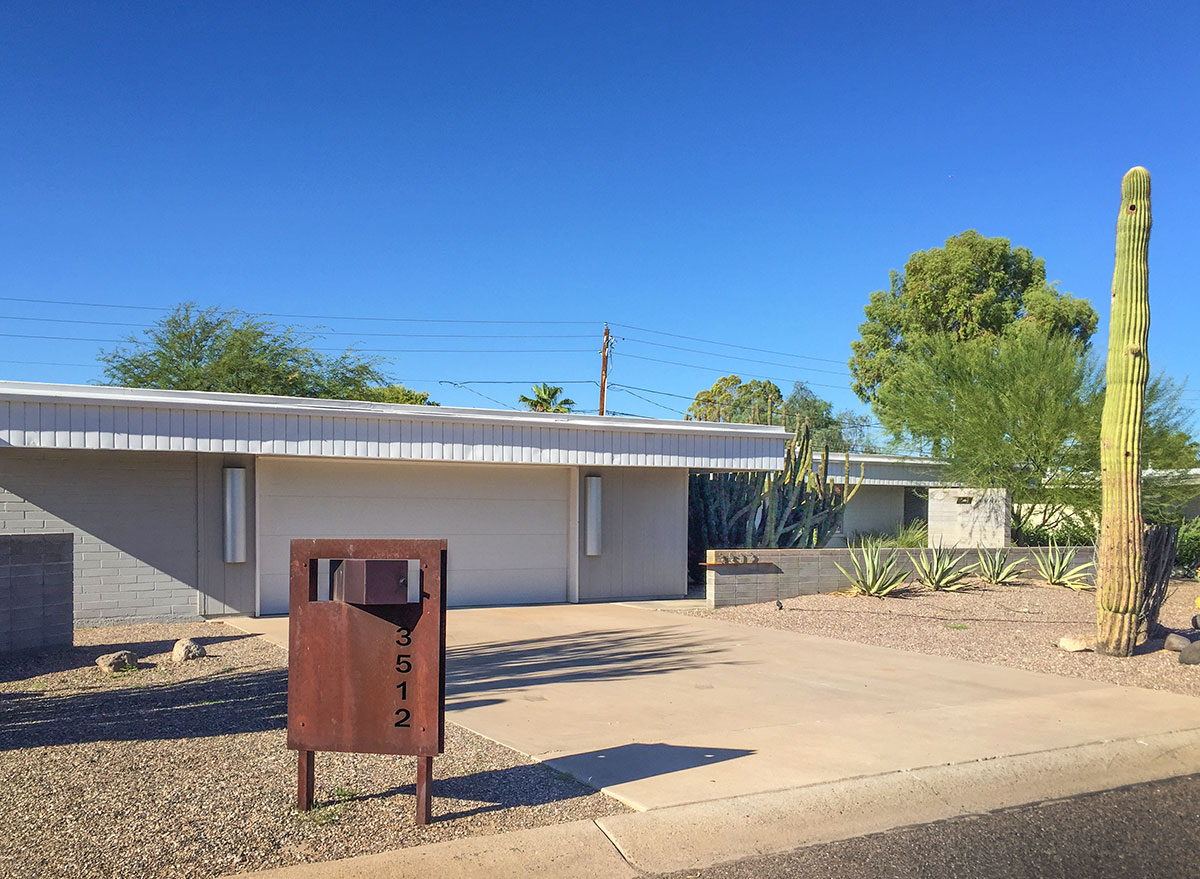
[227,604,1200,876]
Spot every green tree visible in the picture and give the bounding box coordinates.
[850,231,1099,406]
[518,383,575,413]
[359,385,439,406]
[688,376,876,452]
[876,326,1198,538]
[688,376,784,425]
[100,303,437,403]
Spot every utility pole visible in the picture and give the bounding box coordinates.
[597,323,611,416]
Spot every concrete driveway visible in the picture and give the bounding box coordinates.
[444,602,1200,812]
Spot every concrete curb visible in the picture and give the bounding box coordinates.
[224,727,1200,879]
[594,727,1200,874]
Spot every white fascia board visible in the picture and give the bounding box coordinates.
[0,381,785,441]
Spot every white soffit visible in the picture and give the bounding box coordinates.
[0,381,787,471]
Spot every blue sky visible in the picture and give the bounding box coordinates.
[2,1,1198,433]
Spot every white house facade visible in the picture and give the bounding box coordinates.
[0,382,787,624]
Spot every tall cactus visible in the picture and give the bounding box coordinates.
[1096,166,1152,656]
[686,423,863,577]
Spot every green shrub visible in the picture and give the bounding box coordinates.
[1176,517,1200,572]
[1018,519,1097,547]
[859,520,928,549]
[835,540,909,597]
[909,544,972,591]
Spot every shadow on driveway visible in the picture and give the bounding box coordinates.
[445,626,741,700]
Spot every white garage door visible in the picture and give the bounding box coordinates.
[256,458,570,614]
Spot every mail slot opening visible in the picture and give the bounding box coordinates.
[329,558,423,605]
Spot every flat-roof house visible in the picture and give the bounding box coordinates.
[0,382,787,628]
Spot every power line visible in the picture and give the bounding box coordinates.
[617,335,851,377]
[0,314,595,339]
[616,351,851,393]
[0,296,596,325]
[609,322,847,365]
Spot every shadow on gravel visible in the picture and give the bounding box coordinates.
[0,631,257,683]
[0,667,287,749]
[340,761,609,820]
[445,627,741,698]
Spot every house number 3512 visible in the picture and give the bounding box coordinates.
[394,625,413,728]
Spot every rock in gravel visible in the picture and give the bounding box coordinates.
[1191,613,1200,631]
[96,650,138,672]
[1058,635,1094,652]
[172,638,206,662]
[1163,633,1192,652]
[1180,642,1200,666]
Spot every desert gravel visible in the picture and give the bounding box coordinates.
[0,622,626,879]
[677,577,1200,698]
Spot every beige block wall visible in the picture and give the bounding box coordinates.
[928,488,1011,548]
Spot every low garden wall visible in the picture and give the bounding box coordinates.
[1,533,74,653]
[705,546,1098,608]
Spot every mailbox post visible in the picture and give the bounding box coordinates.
[287,539,448,824]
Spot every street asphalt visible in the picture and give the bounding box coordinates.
[651,772,1200,879]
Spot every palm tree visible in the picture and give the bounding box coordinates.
[519,383,575,413]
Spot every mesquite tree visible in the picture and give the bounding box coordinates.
[1096,167,1152,656]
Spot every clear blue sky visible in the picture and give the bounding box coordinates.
[3,1,1198,432]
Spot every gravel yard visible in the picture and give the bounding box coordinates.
[0,623,626,879]
[678,577,1200,698]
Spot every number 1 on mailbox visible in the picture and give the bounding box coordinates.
[286,539,448,824]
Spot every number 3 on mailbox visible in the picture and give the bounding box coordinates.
[287,538,448,825]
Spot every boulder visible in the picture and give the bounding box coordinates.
[1163,633,1192,653]
[96,650,138,673]
[1058,635,1094,652]
[172,638,206,663]
[1179,641,1200,666]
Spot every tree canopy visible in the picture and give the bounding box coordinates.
[686,375,875,452]
[876,325,1199,534]
[850,231,1099,405]
[518,383,575,413]
[99,303,437,404]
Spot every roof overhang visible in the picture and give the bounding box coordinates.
[0,381,787,471]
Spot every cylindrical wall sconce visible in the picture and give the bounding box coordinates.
[585,476,602,556]
[223,467,248,563]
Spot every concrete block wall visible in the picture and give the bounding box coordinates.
[706,546,1097,608]
[0,449,201,624]
[928,488,1011,548]
[0,533,73,652]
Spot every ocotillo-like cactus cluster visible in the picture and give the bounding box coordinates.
[1096,166,1152,657]
[687,423,863,561]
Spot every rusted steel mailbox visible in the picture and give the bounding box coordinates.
[287,539,448,824]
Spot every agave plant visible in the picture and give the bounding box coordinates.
[1030,542,1095,591]
[835,540,908,597]
[909,543,971,591]
[971,548,1024,585]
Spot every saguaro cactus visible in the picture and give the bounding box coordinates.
[1096,166,1152,656]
